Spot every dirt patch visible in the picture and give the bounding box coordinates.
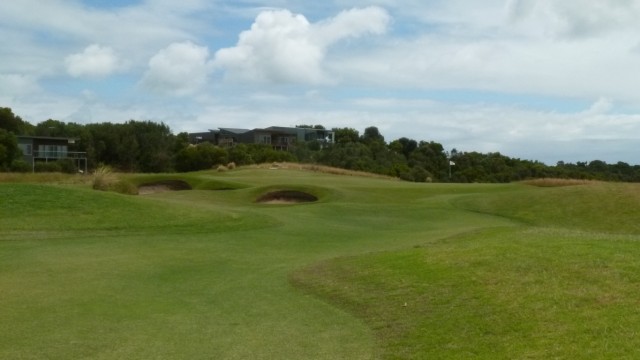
[257,190,318,204]
[138,180,192,194]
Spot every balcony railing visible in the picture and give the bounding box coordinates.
[33,151,87,159]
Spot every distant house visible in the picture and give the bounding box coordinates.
[17,136,88,172]
[189,126,334,150]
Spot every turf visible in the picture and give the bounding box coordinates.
[1,169,639,358]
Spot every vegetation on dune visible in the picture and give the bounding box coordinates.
[3,106,640,182]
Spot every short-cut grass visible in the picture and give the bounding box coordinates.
[1,168,639,358]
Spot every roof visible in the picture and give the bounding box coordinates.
[219,128,250,134]
[17,135,79,141]
[266,126,331,133]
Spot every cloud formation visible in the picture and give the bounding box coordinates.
[141,42,212,96]
[65,45,124,78]
[0,74,40,98]
[2,1,640,165]
[328,1,640,103]
[505,0,640,38]
[213,6,390,84]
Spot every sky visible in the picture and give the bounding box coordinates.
[1,0,640,165]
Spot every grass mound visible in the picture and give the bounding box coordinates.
[455,182,640,234]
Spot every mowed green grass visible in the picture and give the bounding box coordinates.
[1,169,639,359]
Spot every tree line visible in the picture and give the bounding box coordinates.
[2,106,640,182]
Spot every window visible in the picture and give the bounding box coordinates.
[18,143,32,155]
[58,145,68,158]
[37,144,68,158]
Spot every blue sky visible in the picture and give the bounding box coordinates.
[1,0,640,164]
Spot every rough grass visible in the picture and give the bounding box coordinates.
[0,172,90,185]
[521,178,594,187]
[2,170,640,358]
[257,162,398,180]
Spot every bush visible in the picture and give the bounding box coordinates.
[174,143,228,172]
[34,161,62,173]
[10,160,31,173]
[400,166,432,182]
[58,159,77,174]
[228,144,253,165]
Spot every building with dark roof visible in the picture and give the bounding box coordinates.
[17,135,87,172]
[189,126,334,150]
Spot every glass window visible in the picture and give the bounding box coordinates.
[18,144,32,155]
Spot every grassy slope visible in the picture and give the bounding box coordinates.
[2,170,639,358]
[293,181,640,359]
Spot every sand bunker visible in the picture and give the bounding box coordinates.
[257,190,318,204]
[138,180,192,194]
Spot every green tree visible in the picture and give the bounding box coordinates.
[129,120,174,172]
[318,142,375,172]
[228,144,253,165]
[332,127,359,145]
[409,141,448,181]
[389,137,418,160]
[35,119,67,137]
[0,107,34,134]
[360,126,384,145]
[0,129,20,171]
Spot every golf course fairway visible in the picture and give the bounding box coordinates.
[2,168,640,359]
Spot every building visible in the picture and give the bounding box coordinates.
[189,126,334,150]
[17,136,88,173]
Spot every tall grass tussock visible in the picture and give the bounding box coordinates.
[92,165,137,194]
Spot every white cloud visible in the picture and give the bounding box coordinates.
[584,97,613,116]
[315,6,390,44]
[0,1,209,76]
[65,44,124,78]
[213,6,390,84]
[141,42,212,96]
[142,0,212,13]
[329,25,640,103]
[0,74,40,97]
[504,0,640,39]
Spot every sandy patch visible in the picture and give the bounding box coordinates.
[256,190,318,204]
